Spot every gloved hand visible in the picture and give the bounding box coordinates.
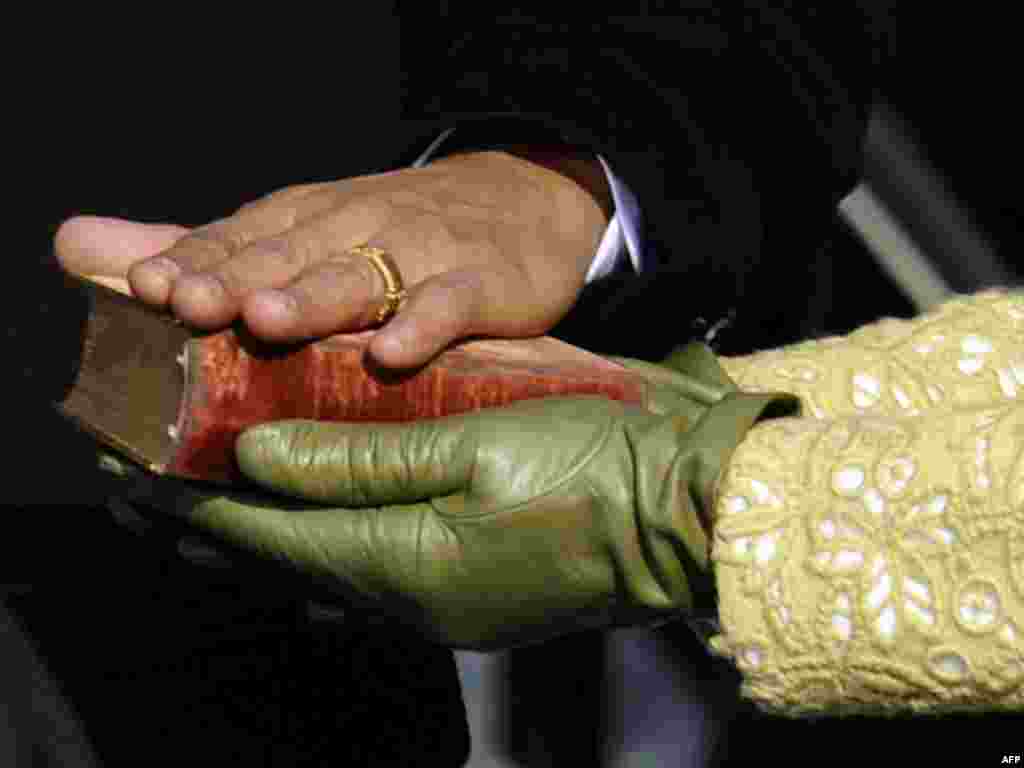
[98,343,754,569]
[122,347,795,650]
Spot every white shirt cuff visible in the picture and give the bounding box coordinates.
[414,130,644,282]
[587,155,643,281]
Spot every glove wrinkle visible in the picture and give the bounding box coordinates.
[132,348,798,650]
[660,342,738,402]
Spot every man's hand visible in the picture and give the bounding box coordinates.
[122,349,794,650]
[55,151,608,368]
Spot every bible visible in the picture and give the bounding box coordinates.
[55,275,648,484]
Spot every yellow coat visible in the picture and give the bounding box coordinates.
[711,289,1024,714]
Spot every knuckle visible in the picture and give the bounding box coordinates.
[233,197,266,216]
[205,265,245,298]
[183,226,239,259]
[330,196,392,232]
[446,269,487,308]
[242,235,310,270]
[236,183,322,214]
[285,181,333,199]
[326,248,381,292]
[386,187,444,215]
[261,184,313,206]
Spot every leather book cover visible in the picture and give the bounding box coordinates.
[55,276,648,484]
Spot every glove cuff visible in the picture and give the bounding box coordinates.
[629,344,799,624]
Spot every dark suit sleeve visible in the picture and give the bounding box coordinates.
[398,7,888,357]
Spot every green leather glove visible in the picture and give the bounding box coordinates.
[131,346,797,650]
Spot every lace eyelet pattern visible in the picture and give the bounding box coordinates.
[720,289,1024,420]
[709,290,1024,715]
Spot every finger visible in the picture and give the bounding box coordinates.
[365,238,573,369]
[171,199,389,330]
[366,271,485,368]
[240,251,386,340]
[54,215,188,279]
[369,259,568,369]
[175,491,447,610]
[234,416,480,506]
[368,263,564,369]
[127,185,336,312]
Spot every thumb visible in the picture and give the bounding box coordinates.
[55,215,189,286]
[235,415,482,505]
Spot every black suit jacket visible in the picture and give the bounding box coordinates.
[398,6,887,357]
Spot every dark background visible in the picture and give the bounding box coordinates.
[17,9,1024,501]
[7,6,1024,766]
[7,10,471,767]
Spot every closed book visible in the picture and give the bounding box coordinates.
[56,276,647,484]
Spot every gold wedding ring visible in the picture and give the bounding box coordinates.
[349,244,408,324]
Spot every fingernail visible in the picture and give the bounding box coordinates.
[181,273,225,302]
[253,290,298,321]
[373,327,409,359]
[142,256,181,283]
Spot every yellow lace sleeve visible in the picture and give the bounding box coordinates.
[718,289,1024,419]
[709,404,1024,715]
